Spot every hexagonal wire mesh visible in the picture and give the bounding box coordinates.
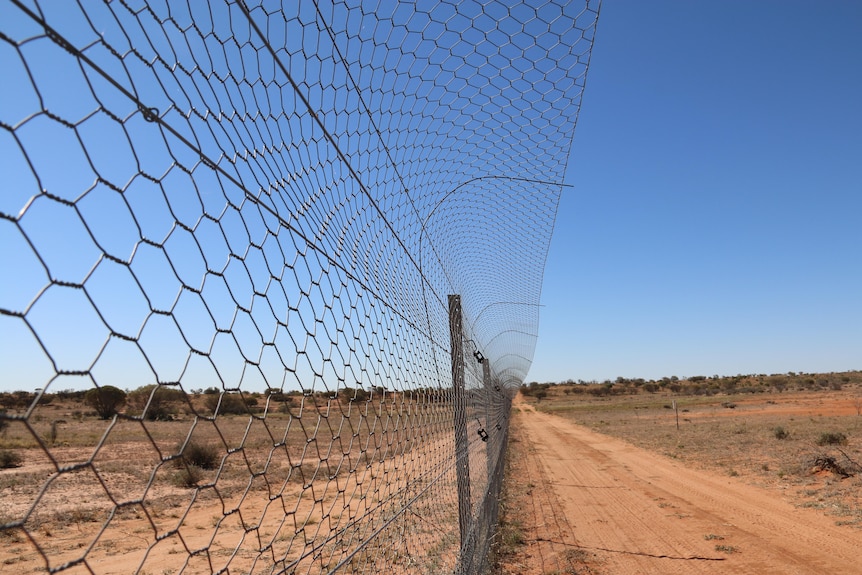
[0,0,599,573]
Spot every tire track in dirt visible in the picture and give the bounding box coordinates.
[514,397,862,574]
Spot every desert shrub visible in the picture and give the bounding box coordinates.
[721,402,737,409]
[773,426,789,440]
[84,386,127,419]
[0,450,23,469]
[0,391,37,409]
[204,392,248,415]
[816,432,847,446]
[588,385,611,397]
[340,387,370,402]
[183,442,219,470]
[521,383,550,397]
[128,385,184,421]
[0,409,8,433]
[53,507,102,526]
[172,466,204,488]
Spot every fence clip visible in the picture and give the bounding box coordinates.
[477,428,488,442]
[140,106,160,122]
[46,29,77,55]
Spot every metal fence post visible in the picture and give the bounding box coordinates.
[481,358,494,480]
[449,294,472,573]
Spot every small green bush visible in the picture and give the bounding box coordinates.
[0,450,23,469]
[183,442,219,470]
[773,426,789,440]
[816,432,847,446]
[204,392,248,415]
[172,466,203,488]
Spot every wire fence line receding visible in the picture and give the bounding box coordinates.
[0,1,598,573]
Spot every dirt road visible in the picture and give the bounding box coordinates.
[513,398,862,574]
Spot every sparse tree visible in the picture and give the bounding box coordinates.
[84,386,127,419]
[204,392,248,415]
[128,385,184,421]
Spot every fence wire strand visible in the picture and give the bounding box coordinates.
[0,0,599,573]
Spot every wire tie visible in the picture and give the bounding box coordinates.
[140,105,160,122]
[46,29,77,55]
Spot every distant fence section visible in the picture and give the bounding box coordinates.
[0,0,599,573]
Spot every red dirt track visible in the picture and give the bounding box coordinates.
[512,397,862,574]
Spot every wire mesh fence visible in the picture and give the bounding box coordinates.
[0,0,598,573]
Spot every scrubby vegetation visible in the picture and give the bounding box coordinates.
[521,370,862,399]
[181,442,220,470]
[0,385,394,423]
[816,432,848,446]
[0,449,23,469]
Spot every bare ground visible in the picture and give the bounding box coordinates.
[502,395,862,574]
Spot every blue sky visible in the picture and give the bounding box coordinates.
[528,1,862,383]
